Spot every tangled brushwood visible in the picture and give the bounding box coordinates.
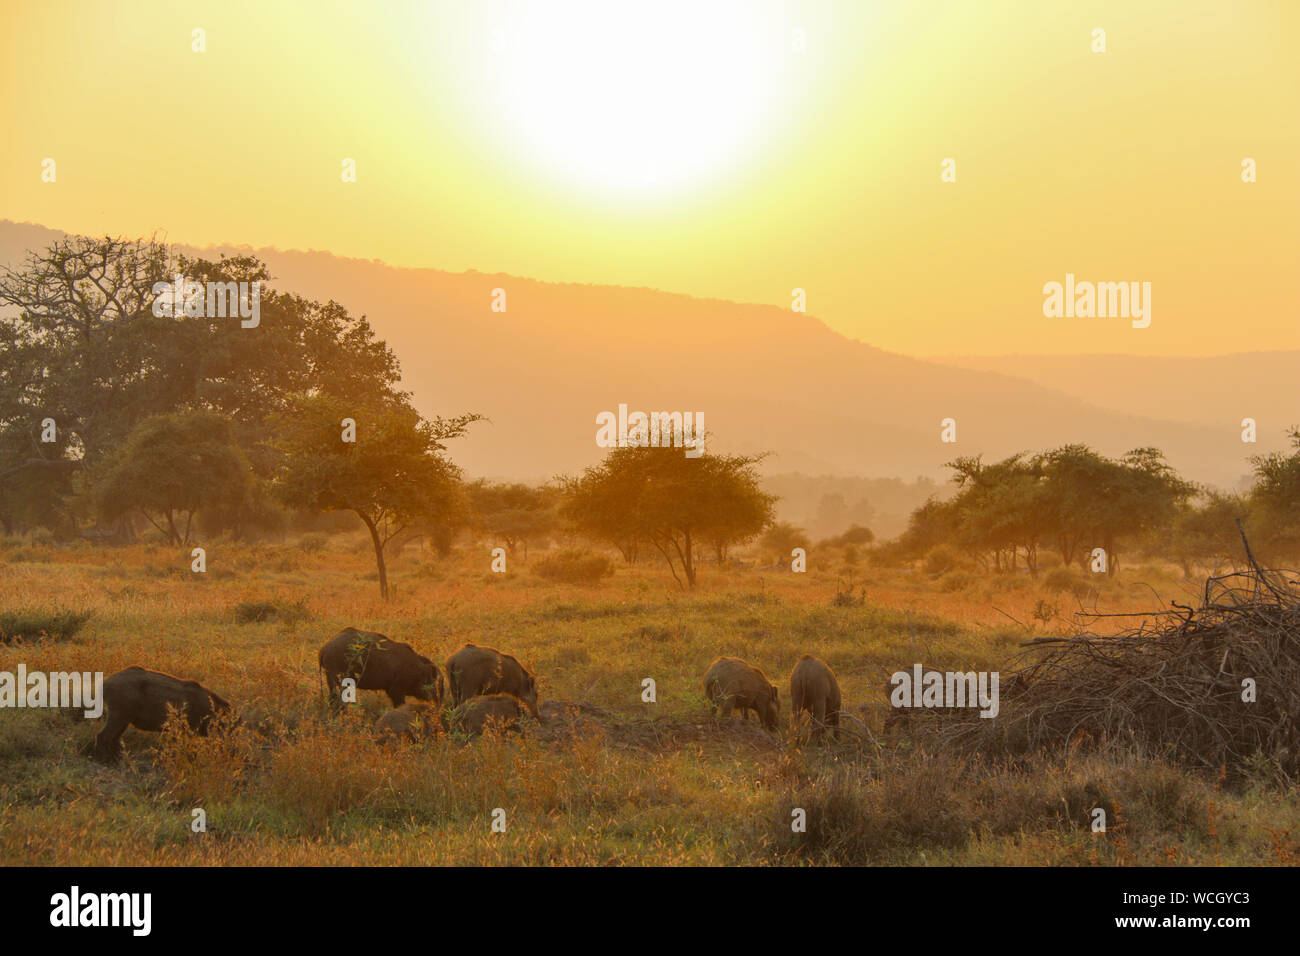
[942,555,1300,780]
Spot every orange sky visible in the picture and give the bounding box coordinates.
[1,0,1296,356]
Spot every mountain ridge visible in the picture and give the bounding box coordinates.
[0,219,1283,489]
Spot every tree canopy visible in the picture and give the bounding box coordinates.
[562,446,775,587]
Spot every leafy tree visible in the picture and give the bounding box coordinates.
[898,444,1193,576]
[1036,445,1191,575]
[270,394,478,599]
[562,446,775,587]
[468,481,557,558]
[1167,489,1251,576]
[760,522,810,565]
[1249,427,1300,559]
[0,236,409,535]
[94,411,253,545]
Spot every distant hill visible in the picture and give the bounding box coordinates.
[0,220,1283,493]
[938,352,1300,436]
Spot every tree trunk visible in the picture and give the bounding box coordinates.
[358,512,390,600]
[683,529,696,586]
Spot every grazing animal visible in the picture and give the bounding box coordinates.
[94,666,232,763]
[789,655,842,741]
[374,702,443,743]
[319,627,443,708]
[703,656,780,731]
[444,693,531,737]
[445,643,539,716]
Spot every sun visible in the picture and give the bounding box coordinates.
[476,1,786,201]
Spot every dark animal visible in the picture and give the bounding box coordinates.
[318,627,443,708]
[703,656,780,731]
[445,643,539,715]
[444,693,531,737]
[374,702,443,743]
[94,666,232,763]
[789,655,841,741]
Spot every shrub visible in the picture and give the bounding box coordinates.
[232,598,312,625]
[297,533,328,553]
[0,608,92,644]
[533,549,614,585]
[937,569,976,592]
[1043,567,1091,597]
[824,524,875,547]
[923,544,965,576]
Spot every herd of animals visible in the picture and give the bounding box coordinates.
[89,625,844,763]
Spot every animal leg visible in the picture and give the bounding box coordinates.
[812,699,827,742]
[94,712,130,764]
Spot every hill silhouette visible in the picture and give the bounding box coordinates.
[0,220,1281,490]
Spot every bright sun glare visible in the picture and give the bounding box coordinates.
[481,1,783,200]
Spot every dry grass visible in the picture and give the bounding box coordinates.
[0,534,1295,865]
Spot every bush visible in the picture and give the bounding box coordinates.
[533,549,614,585]
[923,544,965,576]
[0,608,93,644]
[232,598,312,625]
[937,569,976,592]
[824,524,875,547]
[297,533,328,553]
[1043,567,1091,597]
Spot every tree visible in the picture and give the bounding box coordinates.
[760,522,810,565]
[562,446,775,587]
[467,481,557,559]
[1249,427,1300,559]
[1167,489,1250,576]
[94,411,253,545]
[1036,445,1190,575]
[271,394,478,599]
[0,236,410,535]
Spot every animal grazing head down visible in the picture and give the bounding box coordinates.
[412,656,442,702]
[516,672,540,716]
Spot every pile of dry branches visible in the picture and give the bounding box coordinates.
[945,560,1300,777]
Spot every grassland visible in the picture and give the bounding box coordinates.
[1,535,1296,866]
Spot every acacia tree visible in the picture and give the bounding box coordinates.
[1166,489,1251,576]
[562,445,775,587]
[271,394,478,599]
[94,411,253,545]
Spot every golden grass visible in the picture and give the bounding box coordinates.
[0,535,1294,865]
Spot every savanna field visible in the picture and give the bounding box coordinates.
[2,534,1297,866]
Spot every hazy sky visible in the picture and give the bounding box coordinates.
[2,0,1296,356]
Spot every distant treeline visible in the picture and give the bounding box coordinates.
[0,235,776,595]
[5,235,1294,593]
[879,441,1300,575]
